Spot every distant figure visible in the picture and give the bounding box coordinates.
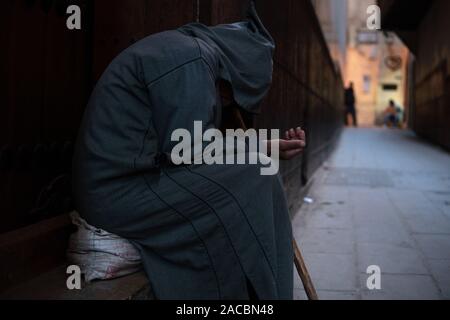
[344,82,357,127]
[384,100,401,128]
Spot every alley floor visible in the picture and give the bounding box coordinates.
[292,128,450,300]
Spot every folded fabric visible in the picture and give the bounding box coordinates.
[67,211,142,282]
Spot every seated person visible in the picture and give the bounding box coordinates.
[72,2,305,300]
[384,100,399,127]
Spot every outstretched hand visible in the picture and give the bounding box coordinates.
[281,127,306,160]
[268,127,306,160]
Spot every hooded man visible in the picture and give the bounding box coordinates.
[73,1,305,299]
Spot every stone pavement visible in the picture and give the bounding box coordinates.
[292,128,450,300]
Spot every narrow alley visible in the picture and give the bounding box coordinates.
[293,128,450,300]
[2,0,450,303]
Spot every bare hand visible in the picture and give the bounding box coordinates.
[267,127,306,160]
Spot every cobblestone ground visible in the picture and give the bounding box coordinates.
[292,128,450,300]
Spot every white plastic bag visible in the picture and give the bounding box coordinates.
[67,211,142,282]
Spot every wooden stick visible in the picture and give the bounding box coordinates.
[293,238,319,300]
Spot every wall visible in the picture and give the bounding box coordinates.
[311,0,348,77]
[0,0,343,233]
[411,0,450,150]
[0,0,92,233]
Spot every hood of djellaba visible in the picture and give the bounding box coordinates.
[178,1,275,114]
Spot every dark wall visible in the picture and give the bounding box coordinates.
[0,0,343,233]
[0,0,92,233]
[410,0,450,150]
[91,0,198,80]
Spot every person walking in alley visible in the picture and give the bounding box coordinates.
[344,82,358,127]
[72,1,306,300]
